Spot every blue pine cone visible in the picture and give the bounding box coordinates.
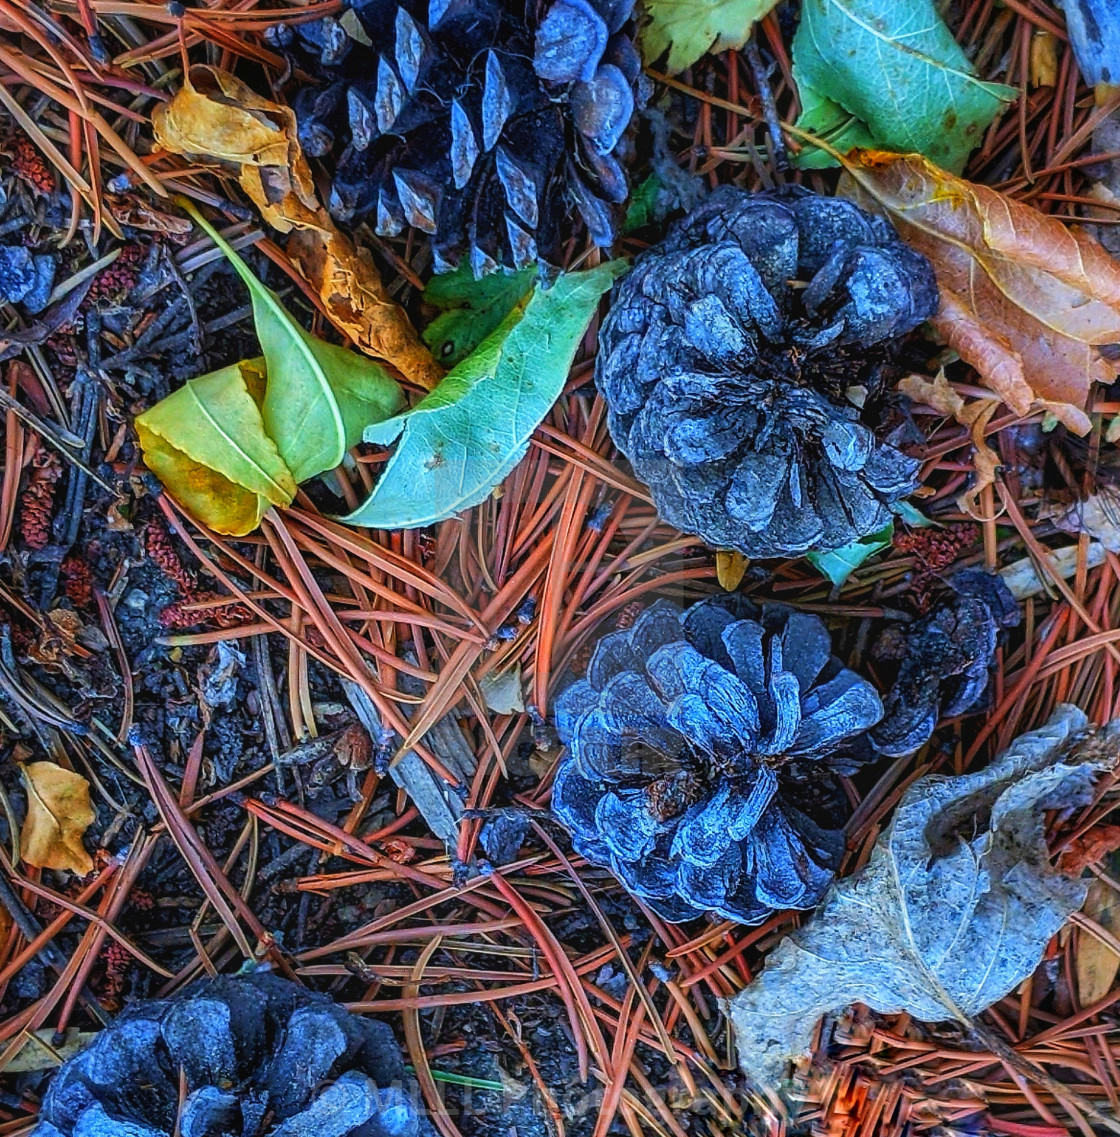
[552,597,884,923]
[33,973,426,1137]
[272,0,645,274]
[595,187,939,558]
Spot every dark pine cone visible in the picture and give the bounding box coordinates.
[552,597,884,923]
[595,188,940,558]
[34,972,426,1137]
[871,569,1020,757]
[272,0,644,274]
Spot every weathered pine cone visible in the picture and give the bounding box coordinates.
[552,597,884,923]
[272,0,645,274]
[872,569,1020,757]
[34,973,425,1137]
[595,188,939,558]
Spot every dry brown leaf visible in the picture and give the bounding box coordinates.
[898,370,965,417]
[841,150,1120,434]
[1077,879,1120,1005]
[152,66,443,390]
[19,761,95,875]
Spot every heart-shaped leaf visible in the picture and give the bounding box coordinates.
[136,359,295,536]
[344,261,624,529]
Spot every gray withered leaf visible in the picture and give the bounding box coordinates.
[726,704,1119,1092]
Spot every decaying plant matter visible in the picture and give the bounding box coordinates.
[552,596,884,923]
[595,187,938,558]
[273,0,646,273]
[872,569,1020,757]
[33,972,425,1137]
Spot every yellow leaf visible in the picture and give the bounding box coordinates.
[640,0,779,74]
[135,359,296,536]
[152,66,443,390]
[20,761,95,876]
[1077,878,1120,1006]
[840,150,1120,434]
[716,550,748,591]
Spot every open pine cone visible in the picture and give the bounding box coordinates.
[552,597,884,923]
[872,569,1020,757]
[595,188,939,558]
[33,973,424,1137]
[272,0,644,274]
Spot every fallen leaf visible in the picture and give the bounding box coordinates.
[840,151,1120,434]
[806,521,893,588]
[136,359,295,536]
[152,66,442,389]
[639,0,779,75]
[1049,488,1120,553]
[726,704,1116,1091]
[898,371,965,419]
[715,551,748,591]
[791,0,1013,173]
[3,1028,98,1074]
[480,667,525,715]
[1076,874,1120,1005]
[20,760,96,875]
[421,264,536,369]
[343,262,624,529]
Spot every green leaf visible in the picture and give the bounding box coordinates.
[623,172,666,233]
[790,0,1015,174]
[891,500,933,528]
[181,201,404,483]
[807,522,893,588]
[421,264,536,369]
[639,0,779,74]
[344,262,625,529]
[790,70,877,170]
[136,359,297,536]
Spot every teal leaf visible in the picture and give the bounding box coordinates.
[421,264,536,369]
[344,261,625,529]
[891,500,933,528]
[791,0,1015,174]
[807,521,894,587]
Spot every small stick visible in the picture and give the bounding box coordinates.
[744,37,789,172]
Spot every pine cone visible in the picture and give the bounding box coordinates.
[871,569,1019,758]
[551,597,884,923]
[273,0,644,274]
[34,973,426,1137]
[595,188,939,558]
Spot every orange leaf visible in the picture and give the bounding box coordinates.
[152,66,443,390]
[19,761,95,876]
[840,150,1120,434]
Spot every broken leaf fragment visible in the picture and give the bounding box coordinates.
[726,705,1117,1091]
[152,66,442,388]
[638,0,779,75]
[841,150,1120,434]
[20,760,95,875]
[136,359,294,536]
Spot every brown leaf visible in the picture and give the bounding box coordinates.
[715,550,748,591]
[840,150,1120,434]
[19,761,95,875]
[152,66,443,390]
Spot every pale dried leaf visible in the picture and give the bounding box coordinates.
[1076,878,1120,1005]
[898,370,965,417]
[153,66,442,389]
[841,151,1120,434]
[726,706,1116,1090]
[20,761,95,875]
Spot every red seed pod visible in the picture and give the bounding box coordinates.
[9,134,55,196]
[19,455,62,550]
